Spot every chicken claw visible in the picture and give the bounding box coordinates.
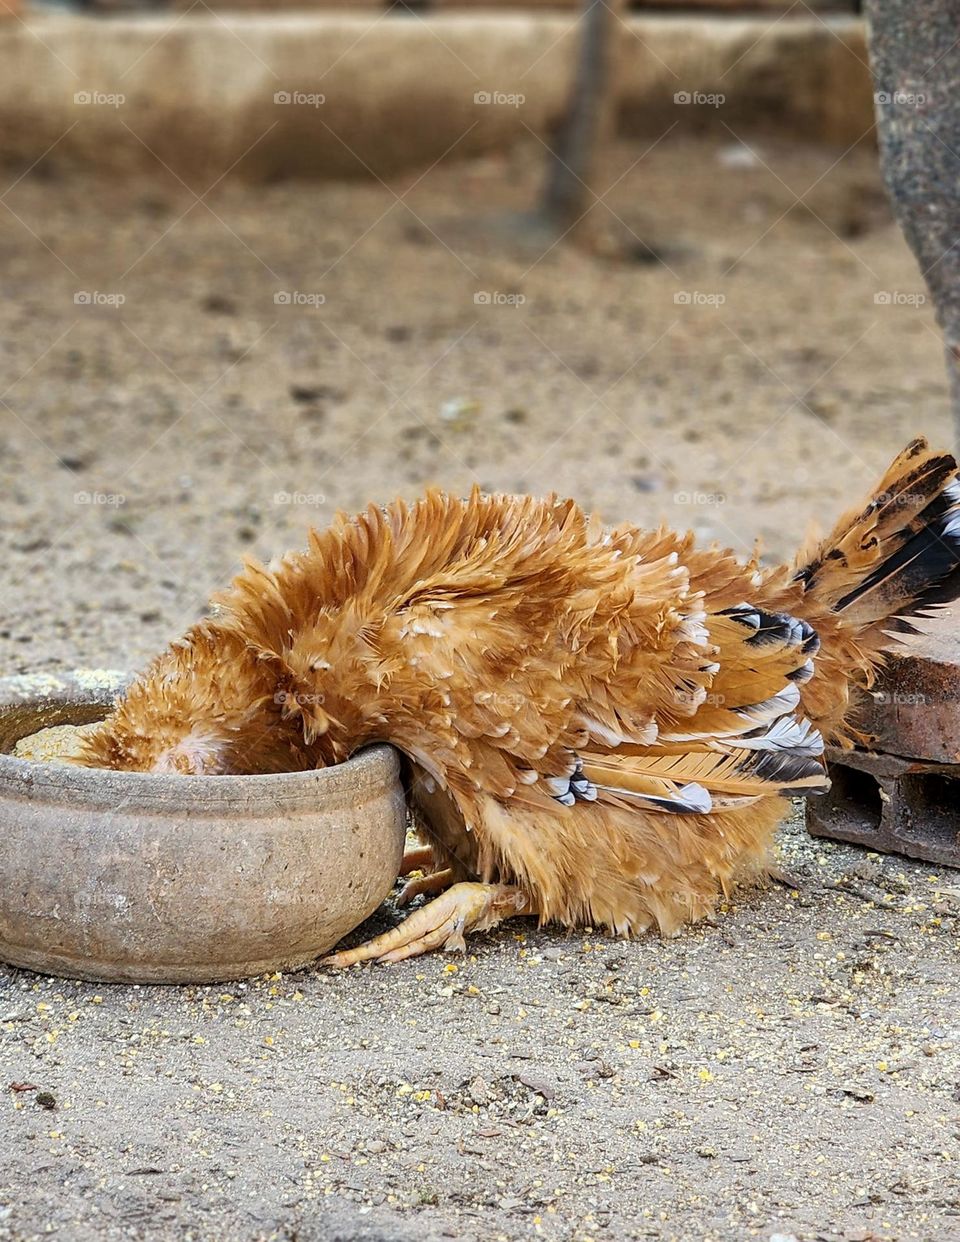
[322,883,533,967]
[396,867,455,907]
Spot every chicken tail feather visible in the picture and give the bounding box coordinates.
[792,437,960,632]
[781,437,960,743]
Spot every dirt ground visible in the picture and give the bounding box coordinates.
[1,133,958,1241]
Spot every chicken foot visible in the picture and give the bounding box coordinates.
[322,883,535,966]
[396,843,457,906]
[397,868,455,907]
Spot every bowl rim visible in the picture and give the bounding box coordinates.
[0,668,401,810]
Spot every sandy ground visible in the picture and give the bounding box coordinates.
[1,134,959,1241]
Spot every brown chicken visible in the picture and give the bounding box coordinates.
[79,438,960,964]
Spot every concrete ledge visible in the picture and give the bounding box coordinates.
[0,13,873,181]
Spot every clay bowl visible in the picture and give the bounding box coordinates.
[0,670,406,984]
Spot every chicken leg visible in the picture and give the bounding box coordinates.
[396,867,455,907]
[400,845,436,874]
[322,883,534,966]
[395,842,457,906]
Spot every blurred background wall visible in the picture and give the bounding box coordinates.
[0,1,872,177]
[0,0,947,678]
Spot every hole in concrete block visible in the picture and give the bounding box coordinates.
[898,773,960,848]
[825,762,883,834]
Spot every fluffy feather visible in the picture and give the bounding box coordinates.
[78,441,960,944]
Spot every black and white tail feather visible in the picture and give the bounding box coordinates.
[580,601,829,815]
[567,441,960,820]
[795,443,960,633]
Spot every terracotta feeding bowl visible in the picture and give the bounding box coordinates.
[0,670,405,984]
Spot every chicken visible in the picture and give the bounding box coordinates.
[78,438,960,964]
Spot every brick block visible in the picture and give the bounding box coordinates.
[807,745,960,868]
[854,608,960,764]
[807,609,960,867]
